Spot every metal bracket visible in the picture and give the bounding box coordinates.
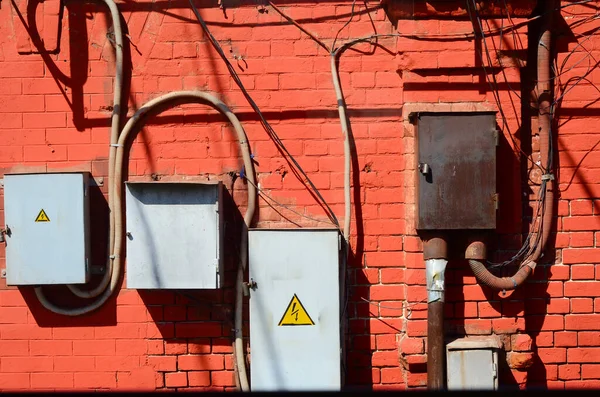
[418,162,431,176]
[1,269,6,279]
[0,226,11,242]
[242,278,257,296]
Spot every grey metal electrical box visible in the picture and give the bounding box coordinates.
[125,181,224,289]
[446,337,501,390]
[249,229,341,391]
[413,111,498,230]
[4,172,91,285]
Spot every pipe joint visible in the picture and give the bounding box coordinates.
[466,240,486,260]
[426,259,448,303]
[423,237,448,260]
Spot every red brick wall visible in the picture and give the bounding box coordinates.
[0,0,598,391]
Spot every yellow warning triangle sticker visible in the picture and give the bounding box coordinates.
[278,294,315,326]
[35,209,50,222]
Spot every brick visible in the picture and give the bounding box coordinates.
[571,298,594,313]
[381,367,403,384]
[582,364,600,379]
[365,252,403,268]
[370,285,404,301]
[30,340,72,356]
[96,356,140,371]
[74,372,117,389]
[554,332,577,347]
[492,318,525,334]
[116,367,156,390]
[572,265,596,280]
[563,218,600,232]
[188,371,211,387]
[165,372,188,388]
[211,371,235,387]
[1,357,52,372]
[380,268,405,284]
[566,380,600,389]
[538,348,567,364]
[178,355,224,371]
[511,334,533,351]
[563,249,600,265]
[0,373,30,389]
[568,348,600,363]
[578,332,600,346]
[558,364,581,380]
[372,350,399,367]
[31,373,74,389]
[564,281,600,297]
[54,356,95,372]
[73,340,115,356]
[507,352,534,369]
[175,322,222,338]
[146,356,177,372]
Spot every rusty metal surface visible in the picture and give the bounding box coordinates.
[414,111,497,230]
[382,0,537,19]
[423,236,448,260]
[465,240,487,260]
[427,301,446,390]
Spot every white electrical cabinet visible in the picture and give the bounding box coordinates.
[249,228,341,391]
[125,181,224,289]
[446,337,501,390]
[3,172,91,285]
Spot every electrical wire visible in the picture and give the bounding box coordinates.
[244,177,341,228]
[188,0,340,228]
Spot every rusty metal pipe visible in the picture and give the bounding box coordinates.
[424,236,448,390]
[467,0,555,291]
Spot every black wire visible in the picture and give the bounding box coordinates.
[467,0,551,268]
[332,0,357,52]
[188,0,340,227]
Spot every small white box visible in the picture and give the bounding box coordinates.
[4,173,91,285]
[125,181,224,289]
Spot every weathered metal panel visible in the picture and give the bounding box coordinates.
[125,181,223,289]
[249,229,341,391]
[414,111,497,230]
[446,337,500,390]
[4,172,90,285]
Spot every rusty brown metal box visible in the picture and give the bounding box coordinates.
[413,112,497,230]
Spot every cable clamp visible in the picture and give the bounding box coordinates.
[109,144,123,148]
[109,255,116,260]
[541,173,555,181]
[511,278,517,288]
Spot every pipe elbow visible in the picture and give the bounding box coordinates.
[468,259,532,291]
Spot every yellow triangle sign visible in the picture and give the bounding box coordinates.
[35,209,50,222]
[278,294,315,326]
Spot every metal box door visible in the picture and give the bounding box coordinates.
[4,173,90,285]
[413,112,498,230]
[125,181,223,289]
[249,229,341,391]
[447,349,498,390]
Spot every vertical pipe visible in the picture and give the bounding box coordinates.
[424,236,448,390]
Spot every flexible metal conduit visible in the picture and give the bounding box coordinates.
[467,0,555,291]
[35,0,124,312]
[37,91,257,325]
[113,92,256,391]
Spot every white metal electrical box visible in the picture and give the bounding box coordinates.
[446,337,501,390]
[249,228,341,391]
[125,181,224,289]
[4,172,91,285]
